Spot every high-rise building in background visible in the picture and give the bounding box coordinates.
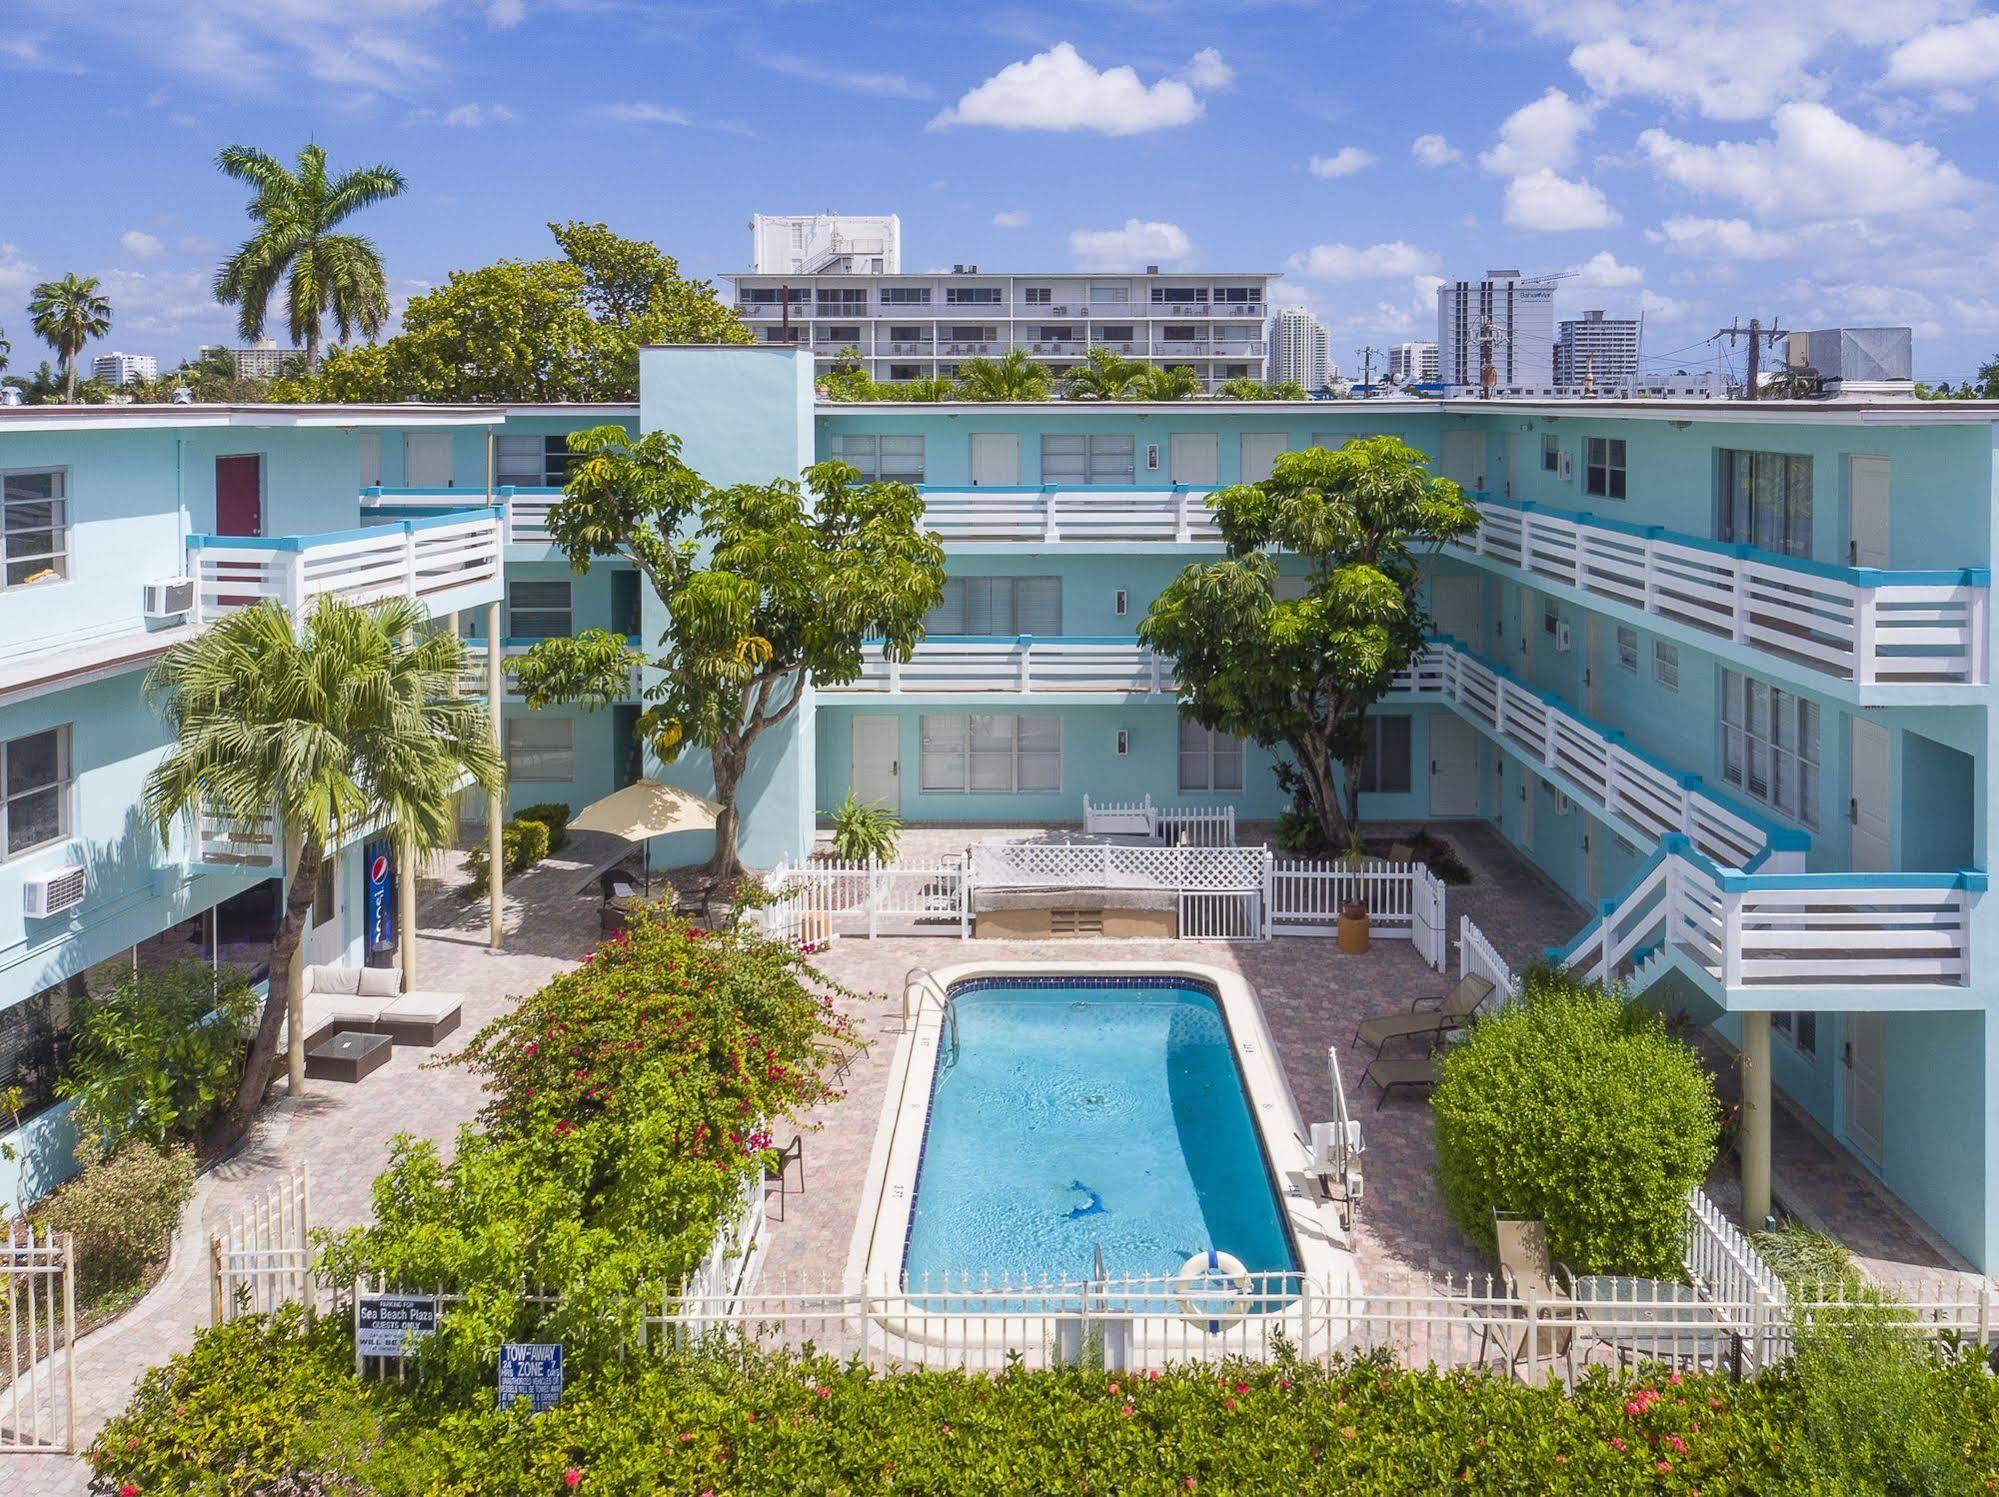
[1271,306,1331,391]
[90,352,156,387]
[1555,310,1641,390]
[1437,271,1557,391]
[749,213,902,274]
[1388,341,1439,385]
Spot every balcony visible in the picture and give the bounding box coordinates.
[1452,495,1990,691]
[186,508,504,623]
[918,486,1222,545]
[826,636,1174,696]
[459,636,644,699]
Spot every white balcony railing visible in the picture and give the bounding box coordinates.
[833,637,1173,695]
[1452,495,1990,687]
[187,508,503,623]
[916,486,1223,545]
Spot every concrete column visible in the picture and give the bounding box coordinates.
[286,936,307,1096]
[1740,1009,1773,1230]
[398,830,417,990]
[486,598,505,949]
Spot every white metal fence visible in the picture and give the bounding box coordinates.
[189,510,503,623]
[211,1168,313,1326]
[757,857,973,942]
[1081,795,1237,847]
[0,1227,74,1455]
[682,1170,770,1317]
[835,639,1175,696]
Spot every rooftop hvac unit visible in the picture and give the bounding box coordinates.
[23,864,86,919]
[143,576,195,619]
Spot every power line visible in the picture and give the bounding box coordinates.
[1711,316,1787,399]
[1355,345,1379,387]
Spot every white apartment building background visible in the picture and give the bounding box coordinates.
[1437,271,1557,391]
[1555,310,1641,390]
[90,352,156,387]
[1272,306,1331,391]
[1388,341,1439,385]
[749,213,902,275]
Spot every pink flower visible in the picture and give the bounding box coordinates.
[564,1470,582,1488]
[1668,1436,1687,1454]
[1657,1461,1672,1474]
[1122,1404,1134,1417]
[119,1486,139,1497]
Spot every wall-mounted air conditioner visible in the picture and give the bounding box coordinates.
[23,865,86,919]
[1554,619,1573,652]
[144,576,196,620]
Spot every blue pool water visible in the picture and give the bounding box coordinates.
[901,977,1298,1285]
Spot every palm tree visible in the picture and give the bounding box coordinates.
[1132,364,1201,401]
[213,143,407,371]
[143,597,500,1146]
[1216,376,1274,400]
[1266,379,1310,400]
[1060,346,1146,400]
[897,375,960,402]
[27,275,112,401]
[0,324,10,378]
[956,348,1053,401]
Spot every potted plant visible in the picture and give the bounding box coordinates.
[1337,828,1370,955]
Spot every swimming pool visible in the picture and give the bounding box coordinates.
[901,976,1298,1285]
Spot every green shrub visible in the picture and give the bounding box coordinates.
[463,815,551,888]
[824,790,900,862]
[55,958,257,1150]
[39,1137,194,1302]
[1430,967,1720,1276]
[1752,1219,1862,1295]
[513,800,570,855]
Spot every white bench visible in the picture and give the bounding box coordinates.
[289,964,465,1048]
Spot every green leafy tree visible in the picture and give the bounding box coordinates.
[510,428,945,877]
[142,599,501,1145]
[213,143,407,371]
[0,323,9,377]
[27,273,112,401]
[1131,364,1201,400]
[1060,345,1147,400]
[1140,437,1477,847]
[956,348,1053,401]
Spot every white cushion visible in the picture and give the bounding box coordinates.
[357,966,403,999]
[306,964,362,996]
[381,992,462,1023]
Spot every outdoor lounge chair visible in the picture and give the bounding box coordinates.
[1353,974,1494,1055]
[1388,841,1415,864]
[1359,1054,1437,1108]
[1474,1213,1577,1373]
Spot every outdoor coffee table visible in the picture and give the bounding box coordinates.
[304,1029,393,1084]
[1571,1275,1743,1373]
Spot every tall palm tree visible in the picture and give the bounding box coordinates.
[1059,345,1147,400]
[1132,364,1201,401]
[0,324,10,378]
[27,275,112,401]
[144,597,500,1145]
[897,374,960,402]
[956,348,1053,401]
[213,143,407,371]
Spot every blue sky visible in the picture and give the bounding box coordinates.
[4,0,1999,383]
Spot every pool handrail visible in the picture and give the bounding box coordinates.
[901,965,949,1031]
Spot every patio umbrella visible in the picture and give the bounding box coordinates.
[566,779,721,895]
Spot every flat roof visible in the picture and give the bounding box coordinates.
[720,269,1283,281]
[813,397,1999,426]
[0,402,507,432]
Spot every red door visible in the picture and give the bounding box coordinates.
[215,455,263,537]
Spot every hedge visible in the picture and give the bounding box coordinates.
[464,815,551,887]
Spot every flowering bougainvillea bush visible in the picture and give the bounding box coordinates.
[317,905,860,1383]
[88,1310,1999,1496]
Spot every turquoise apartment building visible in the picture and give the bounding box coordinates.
[4,342,1998,1273]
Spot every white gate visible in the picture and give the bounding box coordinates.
[211,1168,314,1324]
[0,1226,74,1454]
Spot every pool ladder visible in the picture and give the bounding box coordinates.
[904,965,961,1067]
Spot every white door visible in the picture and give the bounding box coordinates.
[1848,716,1892,872]
[1842,1013,1886,1165]
[1169,432,1219,486]
[970,433,1019,486]
[405,432,455,488]
[849,715,901,808]
[1428,715,1480,816]
[1440,429,1485,491]
[308,852,346,966]
[1241,433,1287,483]
[1430,575,1481,645]
[1848,456,1891,568]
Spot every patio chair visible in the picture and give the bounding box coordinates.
[1474,1212,1577,1373]
[1358,1054,1437,1108]
[766,1135,806,1220]
[1353,974,1494,1055]
[1388,841,1415,864]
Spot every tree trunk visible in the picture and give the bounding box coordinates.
[1292,732,1350,852]
[305,324,320,375]
[703,739,746,882]
[62,354,75,403]
[208,832,322,1154]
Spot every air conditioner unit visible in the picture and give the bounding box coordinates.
[23,865,86,919]
[1556,451,1574,481]
[143,576,195,620]
[1554,619,1573,652]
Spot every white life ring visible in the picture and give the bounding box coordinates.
[1174,1248,1254,1332]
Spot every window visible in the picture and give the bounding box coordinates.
[829,434,924,482]
[1773,1011,1817,1059]
[3,469,68,590]
[505,717,575,783]
[947,325,994,342]
[888,365,923,382]
[1353,714,1413,795]
[815,289,868,310]
[2,727,70,859]
[1717,449,1813,559]
[741,287,807,305]
[1214,286,1264,305]
[1163,324,1199,341]
[1177,720,1244,793]
[763,326,803,344]
[888,325,924,342]
[1616,626,1638,672]
[1542,602,1560,637]
[1150,286,1207,304]
[1583,436,1627,500]
[826,325,861,342]
[1652,641,1680,691]
[1088,284,1130,304]
[919,714,1060,793]
[1096,325,1135,343]
[495,435,581,489]
[1041,434,1136,484]
[880,286,931,305]
[507,580,571,640]
[1719,669,1819,826]
[945,286,1001,305]
[1024,287,1052,305]
[1036,326,1075,342]
[1540,435,1560,472]
[313,857,337,929]
[925,576,1061,636]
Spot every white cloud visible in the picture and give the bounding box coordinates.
[597,101,691,126]
[1638,103,1976,219]
[1411,132,1461,167]
[758,53,933,100]
[929,43,1222,134]
[1639,288,1688,320]
[119,230,164,259]
[0,242,39,299]
[1884,16,1999,90]
[1478,87,1591,175]
[1502,169,1621,231]
[486,0,524,25]
[406,101,517,126]
[1181,47,1233,90]
[1308,146,1375,179]
[1566,250,1643,287]
[1646,216,1794,260]
[993,210,1030,229]
[0,35,85,74]
[1285,241,1441,280]
[1067,219,1195,270]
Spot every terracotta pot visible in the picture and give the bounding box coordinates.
[1338,899,1370,955]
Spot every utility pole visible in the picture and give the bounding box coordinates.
[1713,316,1786,400]
[1356,345,1378,389]
[1476,315,1508,400]
[780,281,792,344]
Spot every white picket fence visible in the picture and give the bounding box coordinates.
[1458,914,1520,1005]
[836,638,1175,695]
[0,1226,75,1454]
[1081,795,1237,847]
[682,1170,770,1317]
[211,1168,313,1326]
[757,857,973,942]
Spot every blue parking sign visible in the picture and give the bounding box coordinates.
[498,1342,563,1412]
